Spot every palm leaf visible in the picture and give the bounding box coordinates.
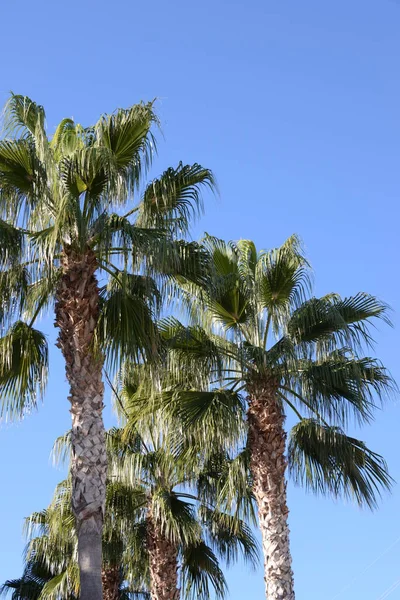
[293,352,394,425]
[200,507,259,567]
[94,102,157,200]
[288,419,392,509]
[0,322,48,419]
[2,94,46,138]
[181,542,227,600]
[137,163,215,233]
[151,490,200,547]
[287,293,390,351]
[255,234,311,334]
[96,274,158,371]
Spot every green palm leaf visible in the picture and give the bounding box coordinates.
[288,419,392,509]
[287,293,390,350]
[3,94,46,138]
[95,102,157,173]
[181,542,227,600]
[293,352,393,425]
[0,322,48,419]
[137,163,215,233]
[96,274,158,370]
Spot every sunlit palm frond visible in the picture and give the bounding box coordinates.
[94,102,157,200]
[287,293,390,353]
[3,94,46,138]
[255,234,311,336]
[0,138,41,221]
[157,389,246,449]
[137,163,215,234]
[50,119,83,161]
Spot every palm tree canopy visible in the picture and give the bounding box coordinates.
[138,234,395,509]
[0,94,215,419]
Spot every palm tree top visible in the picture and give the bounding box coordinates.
[0,93,216,420]
[131,234,396,510]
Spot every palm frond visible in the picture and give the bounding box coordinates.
[151,490,200,547]
[23,270,61,325]
[181,542,227,600]
[0,265,30,328]
[0,322,48,419]
[198,449,256,524]
[51,432,72,467]
[255,234,311,336]
[287,293,390,352]
[94,102,157,201]
[96,274,158,372]
[200,507,259,568]
[137,163,215,234]
[50,119,83,160]
[159,317,226,381]
[2,94,46,139]
[0,139,39,218]
[199,235,253,332]
[292,352,394,426]
[288,419,392,509]
[90,212,167,261]
[0,218,23,265]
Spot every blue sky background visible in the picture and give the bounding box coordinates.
[1,1,400,598]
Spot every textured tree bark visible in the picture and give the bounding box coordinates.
[101,567,120,600]
[147,515,179,600]
[247,378,295,600]
[55,248,107,600]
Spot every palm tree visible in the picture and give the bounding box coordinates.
[143,234,394,600]
[0,93,214,600]
[1,478,149,600]
[2,424,258,600]
[106,419,258,600]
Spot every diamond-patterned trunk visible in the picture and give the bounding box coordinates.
[247,378,295,600]
[55,248,107,600]
[147,514,179,600]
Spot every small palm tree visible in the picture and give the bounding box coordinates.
[106,415,258,600]
[145,234,394,600]
[1,479,149,600]
[2,424,258,600]
[0,94,214,599]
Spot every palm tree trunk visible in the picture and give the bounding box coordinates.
[101,567,120,600]
[147,515,179,600]
[55,248,107,600]
[247,379,295,600]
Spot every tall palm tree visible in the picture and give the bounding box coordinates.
[142,234,394,600]
[0,93,214,600]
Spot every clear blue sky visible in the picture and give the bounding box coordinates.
[0,1,399,598]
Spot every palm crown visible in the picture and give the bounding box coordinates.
[0,93,214,416]
[157,234,393,504]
